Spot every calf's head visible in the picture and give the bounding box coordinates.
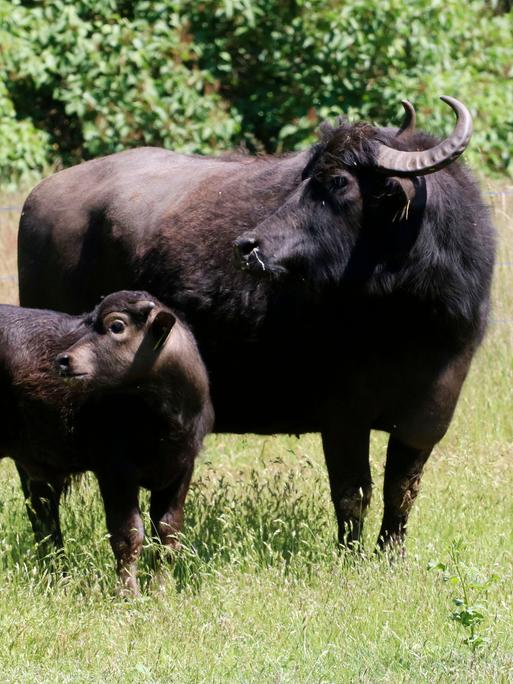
[234,96,472,287]
[56,291,177,387]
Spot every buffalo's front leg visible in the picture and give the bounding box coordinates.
[97,470,144,596]
[376,435,432,552]
[321,423,372,548]
[149,464,194,585]
[17,465,64,556]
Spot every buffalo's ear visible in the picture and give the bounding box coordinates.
[387,176,417,203]
[384,176,422,222]
[149,310,176,351]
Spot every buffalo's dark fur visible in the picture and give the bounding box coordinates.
[0,291,213,592]
[18,112,495,551]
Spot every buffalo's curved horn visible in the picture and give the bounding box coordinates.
[376,96,472,176]
[396,99,416,138]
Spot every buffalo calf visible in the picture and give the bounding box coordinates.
[0,291,213,594]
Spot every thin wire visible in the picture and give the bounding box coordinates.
[0,188,512,213]
[0,192,511,320]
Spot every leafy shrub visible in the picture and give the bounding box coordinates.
[186,0,513,174]
[0,0,512,188]
[1,0,240,172]
[0,80,50,190]
[0,5,50,189]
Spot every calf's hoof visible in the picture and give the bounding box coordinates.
[115,573,140,598]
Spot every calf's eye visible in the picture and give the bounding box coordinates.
[109,320,126,334]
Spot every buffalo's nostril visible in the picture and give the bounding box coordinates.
[234,235,259,259]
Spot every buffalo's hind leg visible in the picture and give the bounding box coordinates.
[97,469,144,597]
[321,422,372,549]
[149,463,194,585]
[376,435,432,554]
[17,465,64,558]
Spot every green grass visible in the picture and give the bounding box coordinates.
[0,186,511,682]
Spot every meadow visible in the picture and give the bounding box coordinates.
[0,183,511,683]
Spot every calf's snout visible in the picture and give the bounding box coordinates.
[55,353,71,376]
[55,352,83,378]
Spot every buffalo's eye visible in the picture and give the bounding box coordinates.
[331,175,349,191]
[108,320,126,334]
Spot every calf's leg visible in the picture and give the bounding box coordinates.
[17,465,64,556]
[97,471,144,596]
[150,463,194,574]
[376,435,432,553]
[321,423,372,548]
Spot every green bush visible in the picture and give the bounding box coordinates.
[0,80,50,191]
[186,0,513,174]
[0,0,240,177]
[0,5,50,190]
[0,0,512,188]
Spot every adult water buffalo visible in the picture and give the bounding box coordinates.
[18,96,495,551]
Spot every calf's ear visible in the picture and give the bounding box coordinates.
[134,300,156,319]
[149,310,176,351]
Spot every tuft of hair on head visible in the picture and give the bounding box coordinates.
[313,118,379,175]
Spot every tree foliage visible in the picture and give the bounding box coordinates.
[1,0,512,188]
[0,0,240,187]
